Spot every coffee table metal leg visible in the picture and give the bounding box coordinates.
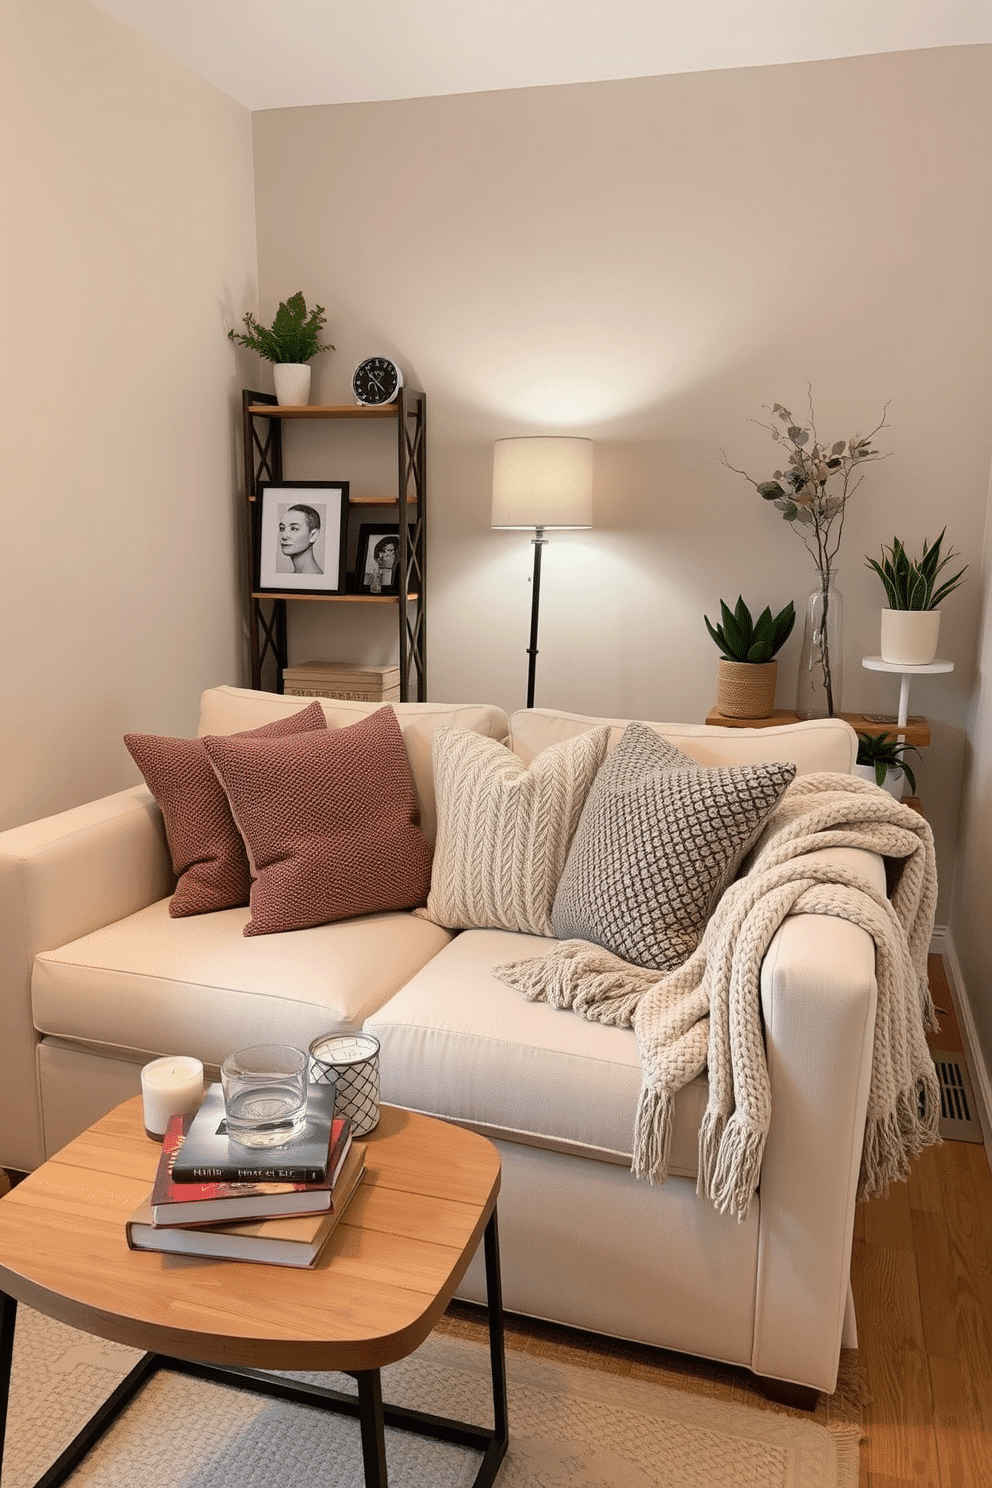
[355,1369,389,1488]
[0,1291,16,1483]
[483,1208,509,1451]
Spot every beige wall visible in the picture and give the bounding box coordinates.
[0,0,257,829]
[5,16,992,1098]
[251,47,992,935]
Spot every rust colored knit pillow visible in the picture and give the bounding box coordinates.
[125,701,327,918]
[202,706,433,937]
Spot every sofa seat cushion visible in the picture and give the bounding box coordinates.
[33,899,451,1066]
[364,927,708,1176]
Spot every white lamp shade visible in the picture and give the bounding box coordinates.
[491,437,594,529]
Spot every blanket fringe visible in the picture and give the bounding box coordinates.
[696,1108,726,1199]
[631,1086,674,1183]
[698,1110,766,1222]
[859,1071,941,1201]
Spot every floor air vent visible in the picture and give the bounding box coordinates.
[931,1050,984,1143]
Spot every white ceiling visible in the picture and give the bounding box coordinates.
[89,0,992,112]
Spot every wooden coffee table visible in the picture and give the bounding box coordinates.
[0,1099,506,1488]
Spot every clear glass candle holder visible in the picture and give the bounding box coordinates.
[221,1044,308,1148]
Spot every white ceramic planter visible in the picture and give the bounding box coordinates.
[879,608,941,666]
[853,762,906,799]
[273,362,311,407]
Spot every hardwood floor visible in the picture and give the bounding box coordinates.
[851,955,992,1487]
[441,955,992,1488]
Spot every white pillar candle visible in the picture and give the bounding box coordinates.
[141,1056,204,1139]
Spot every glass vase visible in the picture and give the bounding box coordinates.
[796,571,843,719]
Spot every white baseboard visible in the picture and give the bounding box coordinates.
[935,928,992,1162]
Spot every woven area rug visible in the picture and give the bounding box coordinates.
[4,1306,860,1488]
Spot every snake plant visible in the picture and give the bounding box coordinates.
[704,597,795,664]
[865,529,966,611]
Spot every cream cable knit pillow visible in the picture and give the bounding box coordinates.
[417,723,610,936]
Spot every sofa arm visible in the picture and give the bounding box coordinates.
[0,786,173,1171]
[750,844,882,1393]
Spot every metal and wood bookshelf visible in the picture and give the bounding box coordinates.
[240,388,427,699]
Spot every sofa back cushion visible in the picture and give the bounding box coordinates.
[508,707,857,774]
[197,687,510,845]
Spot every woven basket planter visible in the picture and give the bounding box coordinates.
[715,659,778,720]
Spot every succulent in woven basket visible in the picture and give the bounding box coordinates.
[704,597,796,664]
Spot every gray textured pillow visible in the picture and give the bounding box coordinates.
[418,723,610,936]
[551,722,795,970]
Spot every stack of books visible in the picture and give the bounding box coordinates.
[126,1082,365,1268]
[282,661,401,702]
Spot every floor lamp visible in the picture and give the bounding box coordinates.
[491,436,594,708]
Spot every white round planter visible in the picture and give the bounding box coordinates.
[273,362,311,407]
[879,608,941,666]
[854,762,907,799]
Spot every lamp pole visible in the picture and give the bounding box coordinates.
[526,526,547,709]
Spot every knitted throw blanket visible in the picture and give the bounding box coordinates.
[494,773,941,1222]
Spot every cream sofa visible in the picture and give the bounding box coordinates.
[0,685,877,1400]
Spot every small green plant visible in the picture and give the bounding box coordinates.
[227,292,333,364]
[856,731,919,794]
[865,529,967,611]
[704,597,796,663]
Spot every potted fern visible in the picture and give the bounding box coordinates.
[227,292,334,407]
[855,730,919,800]
[865,529,966,665]
[705,597,795,719]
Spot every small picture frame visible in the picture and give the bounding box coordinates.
[255,482,349,594]
[355,524,412,596]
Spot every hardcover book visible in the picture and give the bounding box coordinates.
[127,1143,366,1268]
[171,1081,339,1184]
[151,1111,352,1226]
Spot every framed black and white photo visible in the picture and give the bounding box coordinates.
[355,524,413,596]
[255,482,349,594]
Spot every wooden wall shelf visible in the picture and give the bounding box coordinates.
[247,403,398,419]
[704,707,931,748]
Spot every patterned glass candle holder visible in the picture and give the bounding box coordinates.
[309,1033,380,1135]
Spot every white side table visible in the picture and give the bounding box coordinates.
[861,656,954,739]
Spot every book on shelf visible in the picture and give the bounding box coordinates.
[283,662,400,686]
[171,1081,339,1185]
[127,1142,367,1269]
[283,662,401,703]
[151,1111,352,1226]
[283,684,401,702]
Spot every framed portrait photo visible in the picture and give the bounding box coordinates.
[355,524,414,596]
[255,482,349,595]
